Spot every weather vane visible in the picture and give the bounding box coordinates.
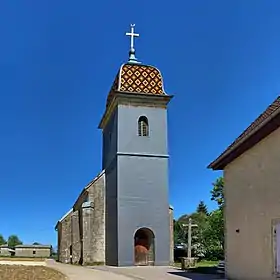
[125,24,140,64]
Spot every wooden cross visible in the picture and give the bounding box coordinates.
[126,24,139,51]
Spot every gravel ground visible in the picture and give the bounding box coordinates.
[0,265,68,280]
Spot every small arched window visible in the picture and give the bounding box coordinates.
[138,116,149,137]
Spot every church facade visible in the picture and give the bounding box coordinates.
[55,26,174,267]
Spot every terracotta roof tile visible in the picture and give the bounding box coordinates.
[209,96,280,169]
[106,63,165,108]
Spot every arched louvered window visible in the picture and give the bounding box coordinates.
[138,116,149,137]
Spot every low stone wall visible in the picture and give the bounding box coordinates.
[0,260,46,266]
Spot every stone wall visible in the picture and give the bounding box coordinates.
[88,171,105,264]
[71,210,81,264]
[57,171,106,266]
[81,201,94,265]
[58,210,73,263]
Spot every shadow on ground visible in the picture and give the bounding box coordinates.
[169,267,224,279]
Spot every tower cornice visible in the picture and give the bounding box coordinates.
[98,91,173,130]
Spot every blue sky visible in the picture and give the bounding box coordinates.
[1,0,280,246]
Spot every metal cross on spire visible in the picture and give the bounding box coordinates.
[126,24,139,51]
[125,24,141,64]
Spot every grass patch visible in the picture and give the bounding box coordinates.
[174,260,219,274]
[196,260,219,267]
[0,265,67,280]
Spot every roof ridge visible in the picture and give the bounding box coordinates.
[209,95,280,170]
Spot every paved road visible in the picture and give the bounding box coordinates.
[47,260,132,280]
[92,265,222,280]
[47,260,224,280]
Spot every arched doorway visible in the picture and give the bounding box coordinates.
[134,228,155,266]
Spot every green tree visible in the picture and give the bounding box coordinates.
[177,177,225,261]
[32,242,41,245]
[196,201,208,215]
[189,212,209,258]
[211,177,224,209]
[202,209,224,260]
[0,234,6,245]
[173,220,186,245]
[179,212,209,259]
[7,235,22,248]
[204,177,225,260]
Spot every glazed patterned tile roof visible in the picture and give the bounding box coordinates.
[106,63,165,108]
[209,96,280,169]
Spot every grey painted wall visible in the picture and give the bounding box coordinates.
[103,107,119,266]
[117,105,168,156]
[105,158,118,266]
[103,102,170,266]
[102,109,118,170]
[118,155,170,266]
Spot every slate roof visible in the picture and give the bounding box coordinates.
[208,96,280,170]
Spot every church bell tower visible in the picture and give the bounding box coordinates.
[99,24,173,266]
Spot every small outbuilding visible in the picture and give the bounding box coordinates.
[0,244,15,257]
[15,244,52,258]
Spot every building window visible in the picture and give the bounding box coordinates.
[138,116,149,137]
[33,250,36,255]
